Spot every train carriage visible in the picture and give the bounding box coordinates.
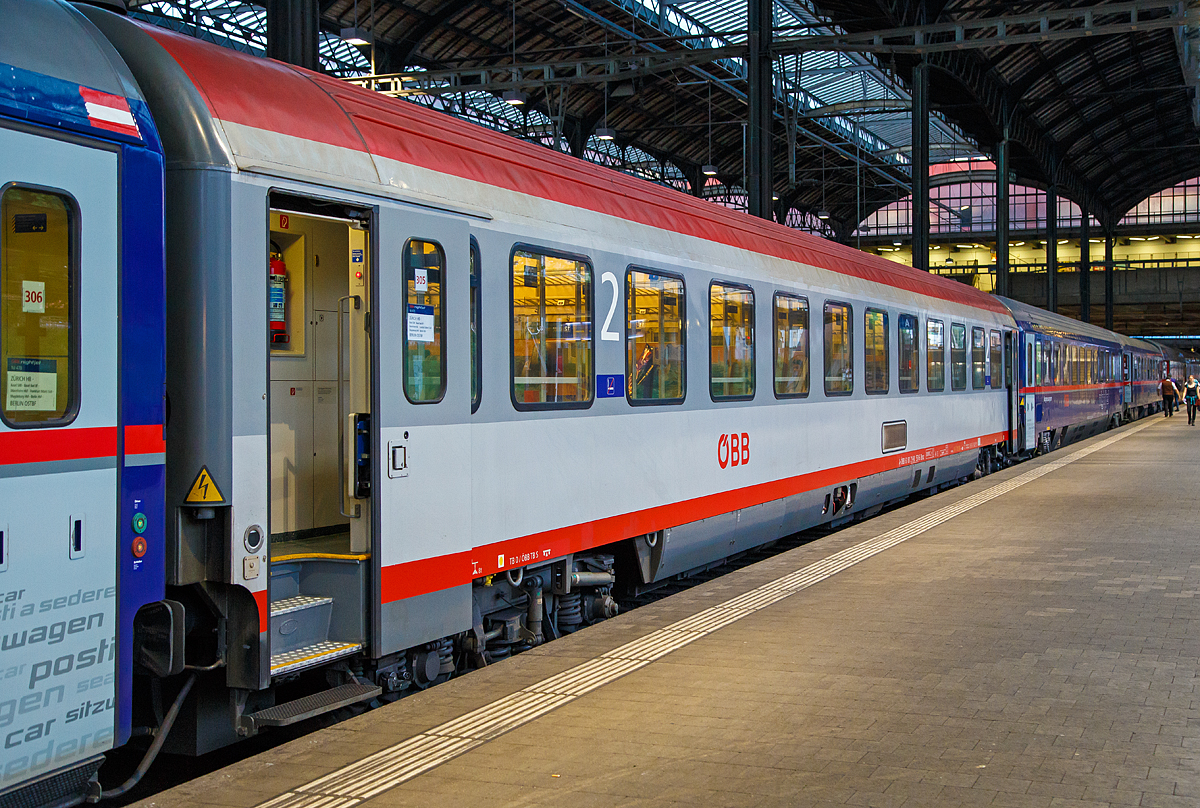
[0,0,166,801]
[76,2,1019,757]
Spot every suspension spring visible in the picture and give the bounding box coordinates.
[558,592,583,632]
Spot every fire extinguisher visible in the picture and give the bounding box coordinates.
[269,241,289,345]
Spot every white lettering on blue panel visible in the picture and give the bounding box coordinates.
[597,374,624,398]
[351,249,364,263]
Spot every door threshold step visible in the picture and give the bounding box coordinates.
[270,640,363,676]
[270,595,333,616]
[247,682,381,730]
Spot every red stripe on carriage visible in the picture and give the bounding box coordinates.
[124,424,166,455]
[0,426,118,465]
[253,589,269,633]
[377,431,1008,603]
[380,552,473,604]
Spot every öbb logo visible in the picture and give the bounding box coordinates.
[717,432,750,469]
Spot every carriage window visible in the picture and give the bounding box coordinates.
[470,239,481,413]
[773,293,809,398]
[512,248,593,408]
[403,240,446,403]
[627,269,685,403]
[899,314,918,393]
[824,301,853,395]
[926,319,944,392]
[950,323,967,390]
[1,186,78,427]
[971,327,986,389]
[989,330,1002,389]
[864,308,888,394]
[710,282,755,400]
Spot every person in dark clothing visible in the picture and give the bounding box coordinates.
[1161,376,1178,417]
[1184,375,1200,425]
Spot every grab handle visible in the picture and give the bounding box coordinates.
[337,295,361,519]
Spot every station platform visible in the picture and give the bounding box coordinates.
[133,416,1200,808]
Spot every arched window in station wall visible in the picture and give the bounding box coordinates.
[1119,177,1200,227]
[852,162,1097,239]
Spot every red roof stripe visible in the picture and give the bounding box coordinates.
[140,23,1008,316]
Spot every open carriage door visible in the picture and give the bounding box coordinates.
[373,204,472,667]
[266,199,376,680]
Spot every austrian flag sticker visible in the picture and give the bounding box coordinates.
[79,86,141,139]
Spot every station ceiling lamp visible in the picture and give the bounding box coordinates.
[502,89,527,105]
[702,164,718,176]
[595,127,616,141]
[817,210,831,220]
[340,26,372,46]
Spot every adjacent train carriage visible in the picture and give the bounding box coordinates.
[0,0,166,802]
[1001,296,1162,451]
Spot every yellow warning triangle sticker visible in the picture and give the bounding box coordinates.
[184,466,226,504]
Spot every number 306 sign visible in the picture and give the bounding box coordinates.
[22,280,45,313]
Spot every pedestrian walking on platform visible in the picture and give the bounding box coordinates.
[1162,376,1179,416]
[1184,375,1200,425]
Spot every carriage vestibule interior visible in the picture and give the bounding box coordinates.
[267,210,367,549]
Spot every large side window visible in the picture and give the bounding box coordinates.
[899,314,918,393]
[403,239,446,403]
[709,282,755,400]
[864,308,889,394]
[773,293,809,398]
[627,268,685,403]
[1,186,78,426]
[823,301,853,395]
[511,248,593,409]
[926,319,944,392]
[971,326,986,389]
[989,330,1002,389]
[470,238,481,413]
[950,323,967,390]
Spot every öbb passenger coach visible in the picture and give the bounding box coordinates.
[0,1,1179,804]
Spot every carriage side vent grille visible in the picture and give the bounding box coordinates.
[882,421,907,453]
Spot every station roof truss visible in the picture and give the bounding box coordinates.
[805,0,1200,230]
[125,0,1200,239]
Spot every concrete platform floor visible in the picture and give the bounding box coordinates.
[135,415,1200,808]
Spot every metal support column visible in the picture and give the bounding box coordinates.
[267,0,320,71]
[1079,213,1091,322]
[1046,185,1058,312]
[1105,231,1115,330]
[911,59,929,271]
[995,125,1010,297]
[747,0,772,219]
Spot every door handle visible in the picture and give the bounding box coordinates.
[337,295,361,519]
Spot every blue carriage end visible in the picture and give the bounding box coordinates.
[1,3,167,753]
